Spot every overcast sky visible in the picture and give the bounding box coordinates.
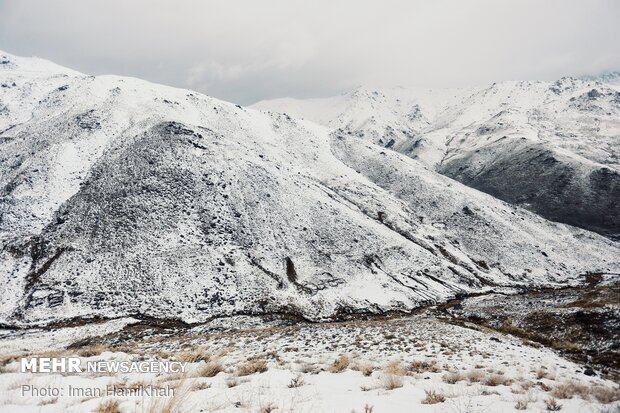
[1,0,619,105]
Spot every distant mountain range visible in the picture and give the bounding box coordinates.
[1,51,618,327]
[254,76,620,239]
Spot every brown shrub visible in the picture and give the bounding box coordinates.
[198,360,224,377]
[409,359,439,374]
[538,381,552,392]
[384,360,406,376]
[544,397,562,411]
[484,374,511,386]
[191,381,210,391]
[442,371,464,384]
[591,385,620,404]
[287,375,305,388]
[225,378,239,388]
[95,400,121,413]
[78,344,108,357]
[467,369,484,383]
[259,403,277,413]
[360,364,374,377]
[382,374,404,390]
[176,347,211,363]
[551,382,590,400]
[421,390,445,404]
[330,355,350,373]
[237,359,268,376]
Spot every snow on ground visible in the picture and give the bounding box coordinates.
[0,314,618,413]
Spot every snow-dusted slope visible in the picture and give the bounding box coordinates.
[1,51,619,327]
[253,79,620,238]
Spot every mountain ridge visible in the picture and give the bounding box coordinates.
[1,51,618,327]
[253,78,620,238]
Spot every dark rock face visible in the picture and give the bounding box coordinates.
[439,138,620,240]
[584,367,597,376]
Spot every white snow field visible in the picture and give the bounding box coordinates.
[0,314,619,413]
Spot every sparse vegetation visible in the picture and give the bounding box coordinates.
[409,359,439,373]
[95,399,121,413]
[226,378,239,388]
[422,389,445,404]
[514,399,528,410]
[144,383,190,413]
[484,373,511,386]
[355,363,374,377]
[442,371,463,384]
[259,403,278,413]
[551,381,590,400]
[78,344,109,357]
[545,397,562,411]
[191,381,210,391]
[176,347,211,363]
[382,374,404,390]
[591,385,620,404]
[330,355,350,373]
[288,375,305,388]
[237,358,268,376]
[384,360,406,376]
[467,369,484,383]
[198,360,224,377]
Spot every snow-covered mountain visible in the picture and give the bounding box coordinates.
[253,79,620,239]
[1,51,619,327]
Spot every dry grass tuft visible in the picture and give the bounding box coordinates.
[197,360,224,377]
[78,344,109,357]
[382,374,404,390]
[442,371,464,384]
[591,385,620,404]
[259,403,278,413]
[191,381,210,391]
[484,374,511,386]
[354,363,374,377]
[551,381,590,400]
[95,399,121,413]
[384,360,406,376]
[544,397,562,411]
[237,358,268,376]
[421,390,445,404]
[176,347,211,363]
[288,375,305,388]
[467,369,484,383]
[409,359,439,374]
[144,382,191,413]
[330,355,350,373]
[514,399,528,410]
[225,378,239,388]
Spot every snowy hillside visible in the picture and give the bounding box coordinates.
[253,79,620,238]
[1,51,619,327]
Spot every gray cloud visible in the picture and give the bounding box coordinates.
[1,0,619,104]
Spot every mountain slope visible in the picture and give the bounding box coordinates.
[1,51,618,327]
[253,80,620,238]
